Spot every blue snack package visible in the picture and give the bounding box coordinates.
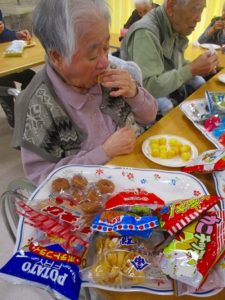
[206,90,225,114]
[91,211,159,239]
[0,243,81,300]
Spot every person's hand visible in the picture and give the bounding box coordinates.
[102,127,136,158]
[101,68,138,98]
[189,52,219,76]
[0,21,5,34]
[16,29,31,41]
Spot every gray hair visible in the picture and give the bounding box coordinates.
[164,0,191,6]
[33,0,111,63]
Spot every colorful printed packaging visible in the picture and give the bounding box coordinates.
[158,195,221,236]
[206,91,225,114]
[160,211,225,288]
[16,199,90,259]
[0,243,81,300]
[182,149,225,173]
[91,211,159,239]
[105,189,165,214]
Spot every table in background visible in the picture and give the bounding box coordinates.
[0,37,45,77]
[98,69,225,300]
[184,44,225,68]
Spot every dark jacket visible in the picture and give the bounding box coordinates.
[0,9,17,43]
[198,17,225,46]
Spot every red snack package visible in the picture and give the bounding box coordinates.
[182,149,225,173]
[16,199,90,260]
[160,211,225,288]
[158,195,221,235]
[105,188,165,213]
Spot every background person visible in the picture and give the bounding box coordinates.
[0,9,35,127]
[12,0,157,186]
[198,2,225,45]
[120,0,219,114]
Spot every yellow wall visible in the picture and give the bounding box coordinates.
[108,0,224,43]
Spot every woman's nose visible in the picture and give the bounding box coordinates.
[97,51,108,69]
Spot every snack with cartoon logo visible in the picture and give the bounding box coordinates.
[182,149,225,173]
[160,211,225,288]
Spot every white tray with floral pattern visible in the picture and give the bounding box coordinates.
[15,164,221,297]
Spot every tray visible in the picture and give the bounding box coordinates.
[15,164,221,297]
[180,99,224,148]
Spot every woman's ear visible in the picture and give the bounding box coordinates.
[48,49,63,69]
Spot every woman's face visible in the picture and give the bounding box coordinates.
[0,21,5,34]
[53,19,110,90]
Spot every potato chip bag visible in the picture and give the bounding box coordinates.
[0,243,81,300]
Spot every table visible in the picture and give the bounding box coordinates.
[0,37,45,77]
[184,43,225,68]
[97,70,225,300]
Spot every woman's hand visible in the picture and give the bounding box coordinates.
[101,68,138,98]
[102,127,136,158]
[16,29,31,41]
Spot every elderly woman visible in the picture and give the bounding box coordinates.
[12,0,157,186]
[198,3,225,45]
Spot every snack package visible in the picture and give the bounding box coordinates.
[0,243,81,300]
[91,210,159,239]
[4,40,25,57]
[206,90,225,114]
[81,249,166,288]
[105,189,165,214]
[175,256,225,296]
[93,233,166,257]
[160,211,225,288]
[158,195,221,236]
[16,199,90,259]
[50,175,115,216]
[182,149,225,173]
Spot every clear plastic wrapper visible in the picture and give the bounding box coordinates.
[16,199,90,259]
[4,40,26,57]
[175,256,225,295]
[182,149,225,173]
[81,249,166,288]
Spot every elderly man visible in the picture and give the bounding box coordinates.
[123,0,154,30]
[12,0,157,185]
[121,0,219,112]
